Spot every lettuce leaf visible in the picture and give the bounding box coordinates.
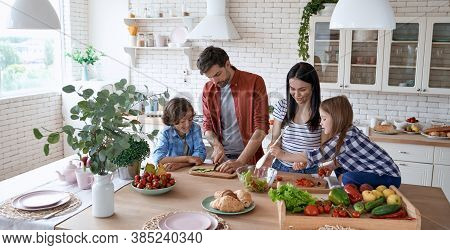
[268,183,316,213]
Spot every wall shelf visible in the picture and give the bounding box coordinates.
[124,17,194,30]
[124,46,192,69]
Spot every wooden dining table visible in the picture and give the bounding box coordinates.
[56,169,450,230]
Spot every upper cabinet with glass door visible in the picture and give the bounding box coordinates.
[309,17,346,90]
[382,17,426,93]
[342,30,384,91]
[422,18,450,95]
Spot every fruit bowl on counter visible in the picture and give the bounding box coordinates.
[131,171,176,196]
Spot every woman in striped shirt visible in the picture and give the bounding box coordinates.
[268,62,326,173]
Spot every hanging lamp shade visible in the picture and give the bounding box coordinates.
[7,0,61,29]
[330,0,396,30]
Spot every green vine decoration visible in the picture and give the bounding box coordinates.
[298,0,338,60]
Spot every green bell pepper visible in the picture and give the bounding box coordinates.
[329,187,350,206]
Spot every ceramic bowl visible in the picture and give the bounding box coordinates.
[393,120,408,130]
[131,182,176,195]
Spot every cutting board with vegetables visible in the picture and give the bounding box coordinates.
[272,172,328,191]
[188,165,237,179]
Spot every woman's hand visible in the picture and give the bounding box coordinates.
[293,161,307,170]
[211,145,225,164]
[269,144,284,159]
[187,156,203,165]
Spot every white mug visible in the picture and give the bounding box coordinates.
[75,168,94,190]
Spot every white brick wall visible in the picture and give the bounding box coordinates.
[127,0,449,124]
[0,93,64,181]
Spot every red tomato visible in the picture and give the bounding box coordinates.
[139,178,147,186]
[338,210,347,217]
[137,183,145,189]
[317,205,324,214]
[169,179,175,185]
[165,173,171,179]
[323,204,331,214]
[351,211,361,218]
[304,205,319,216]
[276,176,283,181]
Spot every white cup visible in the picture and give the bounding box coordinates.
[75,168,94,190]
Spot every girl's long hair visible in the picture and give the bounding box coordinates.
[283,62,321,131]
[320,95,354,166]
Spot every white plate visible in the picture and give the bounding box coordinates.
[372,129,402,135]
[12,190,71,211]
[170,26,188,44]
[19,191,68,208]
[420,132,450,140]
[159,212,218,230]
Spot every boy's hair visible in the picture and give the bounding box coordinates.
[162,97,195,126]
[197,46,229,75]
[320,95,353,166]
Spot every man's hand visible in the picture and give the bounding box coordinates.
[211,145,225,164]
[269,144,284,159]
[216,159,244,174]
[187,156,203,165]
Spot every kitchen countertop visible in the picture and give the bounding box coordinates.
[369,129,450,147]
[55,169,450,230]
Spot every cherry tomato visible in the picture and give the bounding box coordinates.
[351,211,361,218]
[323,204,331,214]
[304,205,319,216]
[276,176,283,181]
[317,205,324,214]
[338,210,347,217]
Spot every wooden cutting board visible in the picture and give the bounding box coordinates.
[188,164,237,179]
[272,172,329,191]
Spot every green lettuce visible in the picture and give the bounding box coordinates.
[268,183,316,213]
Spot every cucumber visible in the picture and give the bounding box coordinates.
[371,204,402,216]
[364,197,385,212]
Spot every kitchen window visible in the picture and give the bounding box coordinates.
[0,0,62,97]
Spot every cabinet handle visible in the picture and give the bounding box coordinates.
[417,88,421,92]
[422,88,426,92]
[398,163,408,166]
[339,84,343,88]
[398,151,409,154]
[344,85,348,88]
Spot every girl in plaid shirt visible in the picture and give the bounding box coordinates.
[272,95,401,188]
[152,98,206,171]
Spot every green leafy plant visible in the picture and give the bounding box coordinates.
[33,79,168,175]
[298,0,338,60]
[65,45,104,65]
[111,137,150,167]
[268,183,316,213]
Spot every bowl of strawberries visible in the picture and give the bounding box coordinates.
[131,170,176,195]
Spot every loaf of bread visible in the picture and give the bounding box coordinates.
[424,126,450,134]
[214,189,238,200]
[234,190,253,208]
[374,124,395,132]
[210,196,245,212]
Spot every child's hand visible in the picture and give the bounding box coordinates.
[318,166,333,178]
[188,156,203,165]
[269,145,284,159]
[164,163,185,172]
[293,161,307,170]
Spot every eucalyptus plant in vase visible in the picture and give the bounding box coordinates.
[66,45,104,81]
[33,79,168,217]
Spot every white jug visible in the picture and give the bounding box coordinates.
[92,173,114,217]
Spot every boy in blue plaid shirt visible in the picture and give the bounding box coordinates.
[152,98,206,171]
[271,95,401,188]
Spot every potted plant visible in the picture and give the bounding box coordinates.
[66,45,104,81]
[112,137,150,180]
[298,0,338,60]
[33,79,166,217]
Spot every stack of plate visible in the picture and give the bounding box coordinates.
[12,190,71,211]
[158,212,218,230]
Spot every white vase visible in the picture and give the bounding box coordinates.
[92,173,114,217]
[81,64,89,81]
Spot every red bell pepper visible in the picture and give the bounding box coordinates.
[344,184,363,204]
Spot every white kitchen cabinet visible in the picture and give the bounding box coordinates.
[422,17,450,95]
[308,17,346,90]
[376,142,434,164]
[434,146,450,165]
[382,17,427,94]
[396,161,433,186]
[432,164,450,201]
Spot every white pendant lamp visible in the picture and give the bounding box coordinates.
[330,0,396,30]
[7,0,61,29]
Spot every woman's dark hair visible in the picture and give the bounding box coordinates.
[197,46,229,75]
[282,62,321,131]
[162,97,195,126]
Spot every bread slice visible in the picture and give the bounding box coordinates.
[424,126,450,134]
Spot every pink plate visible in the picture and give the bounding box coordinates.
[12,190,71,211]
[159,212,218,230]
